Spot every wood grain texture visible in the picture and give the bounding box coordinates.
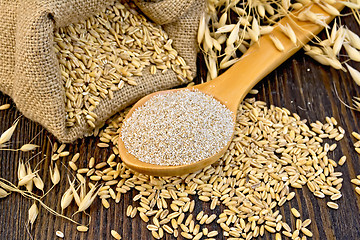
[1,11,360,240]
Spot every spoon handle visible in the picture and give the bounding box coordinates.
[195,3,344,113]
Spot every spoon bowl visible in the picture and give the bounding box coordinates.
[118,3,344,176]
[117,88,236,176]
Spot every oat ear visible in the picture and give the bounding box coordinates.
[0,118,19,145]
[0,187,10,198]
[75,184,102,214]
[68,177,81,207]
[346,63,360,86]
[28,202,39,228]
[60,187,74,211]
[52,163,61,185]
[19,144,39,152]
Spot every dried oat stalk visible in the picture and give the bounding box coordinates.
[199,0,360,111]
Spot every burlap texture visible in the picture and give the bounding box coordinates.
[0,0,204,142]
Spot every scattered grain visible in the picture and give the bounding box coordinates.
[301,227,313,237]
[327,202,339,209]
[111,230,121,240]
[0,104,10,110]
[338,156,346,166]
[77,225,88,232]
[102,198,110,209]
[291,208,301,218]
[56,231,64,238]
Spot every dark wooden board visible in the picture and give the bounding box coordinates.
[1,10,360,240]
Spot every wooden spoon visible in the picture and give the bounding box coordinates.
[118,3,344,176]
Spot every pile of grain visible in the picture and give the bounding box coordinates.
[64,97,345,239]
[54,1,192,129]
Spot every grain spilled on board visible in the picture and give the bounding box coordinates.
[0,104,10,110]
[76,225,89,232]
[81,97,349,239]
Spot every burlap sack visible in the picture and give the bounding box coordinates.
[0,0,204,142]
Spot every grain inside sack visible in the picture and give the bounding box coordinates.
[0,0,204,142]
[54,2,194,129]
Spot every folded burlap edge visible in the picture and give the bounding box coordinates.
[134,0,195,25]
